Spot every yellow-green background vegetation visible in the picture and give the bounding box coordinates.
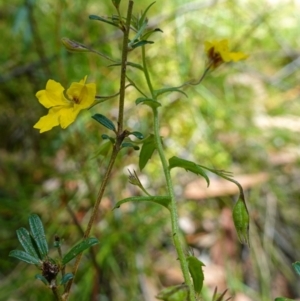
[1,0,300,300]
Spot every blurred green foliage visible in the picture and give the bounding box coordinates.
[1,0,300,300]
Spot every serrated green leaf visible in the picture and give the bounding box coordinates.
[9,250,42,265]
[60,273,74,285]
[92,114,116,131]
[89,15,120,28]
[292,261,300,276]
[169,156,210,186]
[187,256,205,294]
[35,274,48,285]
[130,131,144,140]
[114,195,171,210]
[29,214,48,259]
[62,237,99,265]
[16,227,40,259]
[232,198,249,246]
[139,134,156,170]
[154,87,188,98]
[121,142,140,150]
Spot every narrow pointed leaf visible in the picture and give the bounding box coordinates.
[35,274,48,285]
[29,214,48,259]
[156,284,189,301]
[127,61,144,71]
[130,40,154,49]
[139,1,156,27]
[154,87,188,98]
[16,227,39,259]
[92,114,116,131]
[89,15,120,28]
[139,134,156,170]
[129,22,148,48]
[187,256,205,294]
[292,261,300,276]
[275,298,295,301]
[169,156,210,186]
[232,198,250,246]
[62,237,99,265]
[113,195,171,210]
[60,273,74,285]
[142,28,163,40]
[135,97,152,104]
[9,250,42,265]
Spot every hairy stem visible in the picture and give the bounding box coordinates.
[152,108,196,301]
[141,45,196,301]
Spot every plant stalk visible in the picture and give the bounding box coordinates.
[141,45,196,301]
[152,108,196,301]
[62,1,134,299]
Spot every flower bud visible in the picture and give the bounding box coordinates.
[232,198,250,246]
[61,38,91,53]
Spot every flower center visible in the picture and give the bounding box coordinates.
[72,96,80,104]
[207,47,223,68]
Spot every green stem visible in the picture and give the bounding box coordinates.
[141,44,196,301]
[152,108,196,301]
[118,1,134,133]
[62,1,134,300]
[142,45,155,98]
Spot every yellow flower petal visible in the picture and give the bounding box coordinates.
[36,80,68,108]
[34,76,96,133]
[229,52,249,61]
[66,76,96,109]
[33,108,60,133]
[204,39,248,68]
[58,106,81,129]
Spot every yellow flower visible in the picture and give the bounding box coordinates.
[34,76,96,133]
[204,39,248,69]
